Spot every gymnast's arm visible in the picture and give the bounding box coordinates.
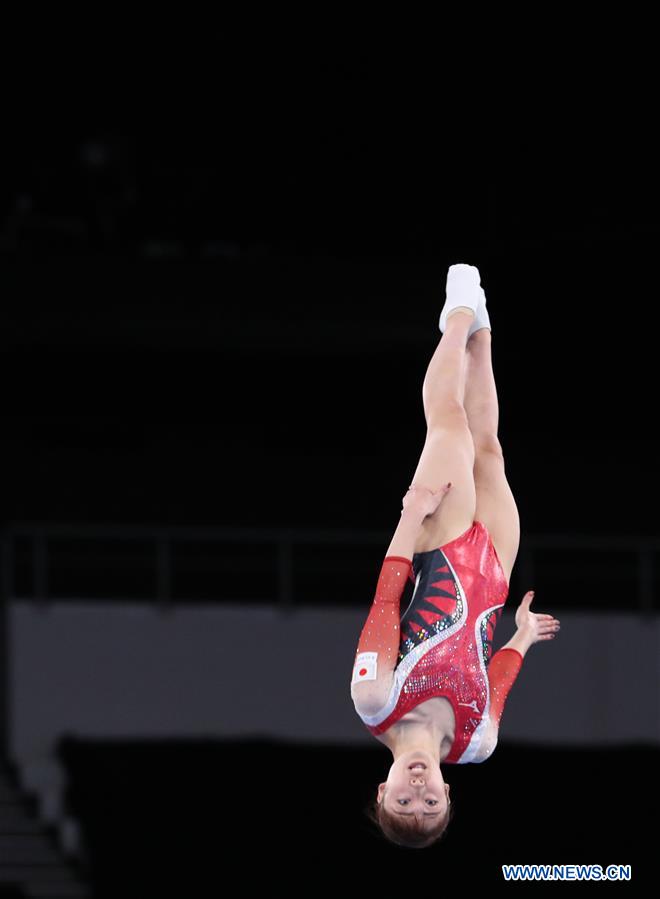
[477,604,560,760]
[349,506,425,713]
[487,640,528,728]
[385,504,426,560]
[487,623,539,731]
[489,592,561,721]
[489,588,561,726]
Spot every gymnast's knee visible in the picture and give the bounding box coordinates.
[472,432,504,458]
[425,400,470,434]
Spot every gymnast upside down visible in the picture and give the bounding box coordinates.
[350,263,561,849]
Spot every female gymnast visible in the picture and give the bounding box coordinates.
[350,263,561,849]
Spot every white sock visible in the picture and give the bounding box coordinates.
[439,264,484,333]
[468,297,491,338]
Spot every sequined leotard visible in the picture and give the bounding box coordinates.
[350,520,523,764]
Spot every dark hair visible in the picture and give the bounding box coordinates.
[363,785,454,849]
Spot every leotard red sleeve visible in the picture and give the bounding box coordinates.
[487,647,524,727]
[351,556,412,686]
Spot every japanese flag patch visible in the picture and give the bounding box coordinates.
[352,652,378,685]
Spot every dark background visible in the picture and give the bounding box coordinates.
[0,54,656,894]
[1,127,657,539]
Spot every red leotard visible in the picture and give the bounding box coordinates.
[351,520,523,763]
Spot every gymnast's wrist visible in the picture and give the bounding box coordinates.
[401,493,427,525]
[508,626,534,657]
[399,505,426,527]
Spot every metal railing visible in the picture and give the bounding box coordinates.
[0,521,657,616]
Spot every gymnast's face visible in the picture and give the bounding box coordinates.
[376,750,450,824]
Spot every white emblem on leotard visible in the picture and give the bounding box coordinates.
[352,652,378,684]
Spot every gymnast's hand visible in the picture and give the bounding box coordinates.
[400,482,452,519]
[514,591,561,644]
